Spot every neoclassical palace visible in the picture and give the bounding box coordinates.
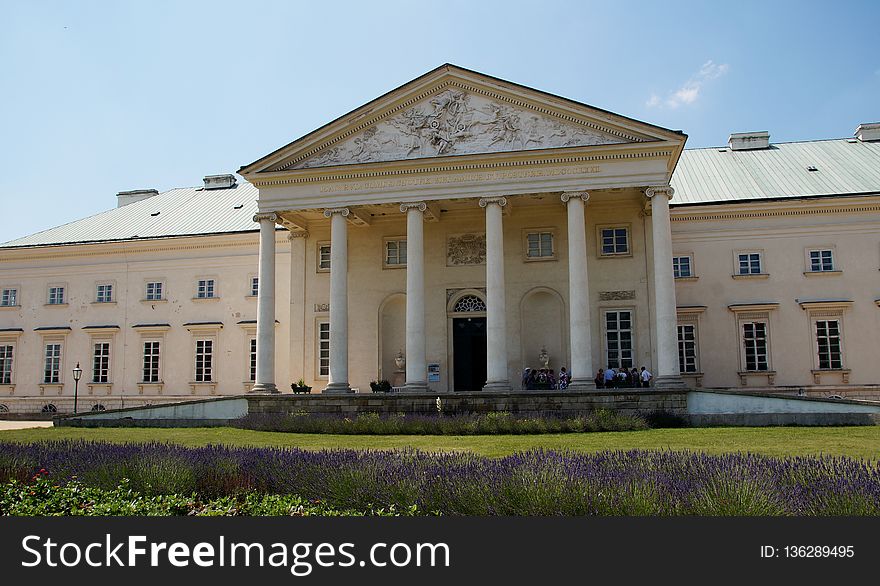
[1,64,879,413]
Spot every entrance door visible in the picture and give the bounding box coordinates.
[453,317,487,391]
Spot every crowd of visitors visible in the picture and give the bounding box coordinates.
[521,367,569,390]
[595,366,652,389]
[520,365,651,390]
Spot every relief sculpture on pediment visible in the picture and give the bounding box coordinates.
[293,89,627,169]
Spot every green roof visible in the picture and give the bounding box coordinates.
[670,138,880,205]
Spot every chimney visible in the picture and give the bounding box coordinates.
[855,123,880,142]
[117,189,159,208]
[728,131,770,151]
[203,174,237,190]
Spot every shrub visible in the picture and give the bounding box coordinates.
[232,410,650,435]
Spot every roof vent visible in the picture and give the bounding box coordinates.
[855,123,880,142]
[117,189,159,208]
[728,131,770,151]
[203,174,237,190]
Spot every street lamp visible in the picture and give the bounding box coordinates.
[72,362,83,414]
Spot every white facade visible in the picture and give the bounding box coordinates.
[1,65,879,414]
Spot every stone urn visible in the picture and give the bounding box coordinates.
[391,349,406,388]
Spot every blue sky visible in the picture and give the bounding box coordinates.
[1,0,877,242]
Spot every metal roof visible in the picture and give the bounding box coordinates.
[1,183,260,248]
[670,138,880,205]
[3,137,880,248]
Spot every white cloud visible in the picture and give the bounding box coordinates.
[646,60,729,109]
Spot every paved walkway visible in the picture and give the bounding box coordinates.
[0,420,54,430]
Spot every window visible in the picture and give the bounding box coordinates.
[452,295,486,313]
[737,253,762,275]
[0,345,13,384]
[250,277,259,297]
[1,288,17,307]
[809,249,834,272]
[385,239,407,266]
[96,284,113,303]
[142,341,160,383]
[249,338,257,382]
[318,322,330,377]
[742,322,769,371]
[605,310,633,369]
[815,320,842,369]
[318,243,331,271]
[197,279,216,299]
[145,282,164,300]
[673,256,693,278]
[48,286,65,305]
[677,324,698,373]
[92,342,110,383]
[195,340,213,382]
[43,343,62,383]
[600,227,629,256]
[525,232,554,259]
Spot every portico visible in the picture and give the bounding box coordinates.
[239,64,687,394]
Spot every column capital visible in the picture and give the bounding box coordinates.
[645,186,675,200]
[323,207,350,218]
[287,230,309,240]
[253,212,278,223]
[561,191,590,204]
[399,202,427,213]
[478,196,507,208]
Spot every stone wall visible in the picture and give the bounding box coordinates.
[246,390,688,417]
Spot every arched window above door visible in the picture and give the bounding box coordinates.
[453,295,486,313]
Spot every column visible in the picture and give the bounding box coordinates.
[401,202,428,392]
[479,196,511,391]
[561,192,596,390]
[323,208,353,394]
[251,212,278,393]
[288,230,309,389]
[646,186,685,388]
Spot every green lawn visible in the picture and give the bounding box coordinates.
[1,425,878,459]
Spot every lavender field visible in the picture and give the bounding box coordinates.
[2,441,878,515]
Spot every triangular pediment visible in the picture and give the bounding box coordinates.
[241,64,685,176]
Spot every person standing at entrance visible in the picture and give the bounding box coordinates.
[640,366,652,388]
[603,367,615,388]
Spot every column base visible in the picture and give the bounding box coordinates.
[402,381,429,393]
[482,381,512,392]
[248,383,279,394]
[566,378,597,392]
[322,382,354,394]
[653,375,687,390]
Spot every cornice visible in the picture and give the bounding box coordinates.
[671,197,880,222]
[0,232,289,263]
[252,144,675,188]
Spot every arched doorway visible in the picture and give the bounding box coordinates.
[447,290,488,392]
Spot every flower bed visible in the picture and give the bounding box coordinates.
[1,441,878,515]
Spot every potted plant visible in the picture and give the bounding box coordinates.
[369,379,392,393]
[291,378,312,394]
